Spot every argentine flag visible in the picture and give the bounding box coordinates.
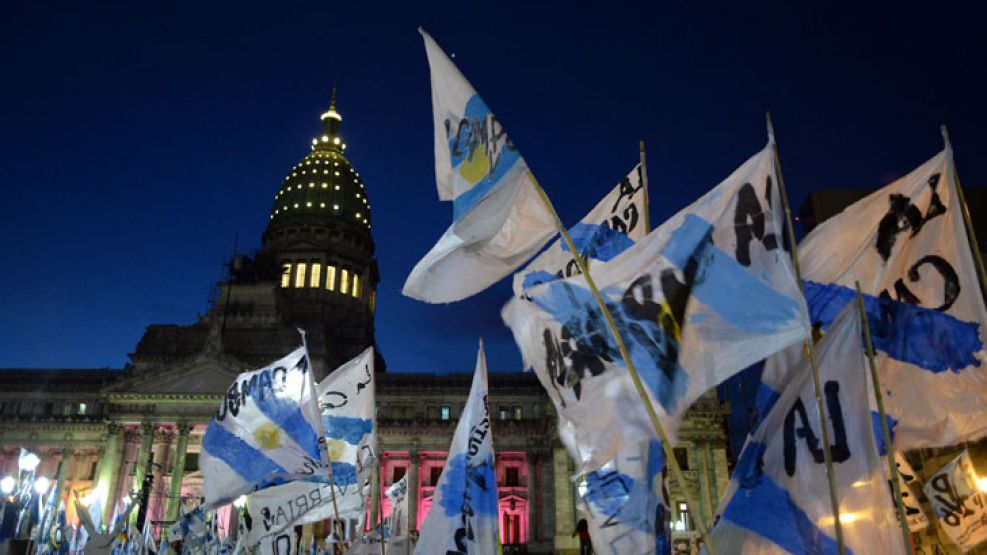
[503,142,809,472]
[415,341,499,554]
[707,306,906,555]
[513,164,648,296]
[402,29,557,303]
[201,346,327,510]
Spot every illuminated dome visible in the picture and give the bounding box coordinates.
[266,88,371,231]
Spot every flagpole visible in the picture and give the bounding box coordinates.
[941,125,987,302]
[767,112,846,554]
[298,329,345,550]
[377,457,385,555]
[854,281,914,551]
[639,140,651,233]
[528,175,720,555]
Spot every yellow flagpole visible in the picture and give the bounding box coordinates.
[528,174,719,555]
[941,125,987,302]
[854,281,914,551]
[767,112,846,554]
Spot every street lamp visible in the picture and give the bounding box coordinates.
[34,477,51,496]
[0,476,14,495]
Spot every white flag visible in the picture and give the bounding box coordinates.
[578,439,667,554]
[513,164,648,296]
[885,452,929,531]
[386,476,410,540]
[923,450,987,552]
[201,347,327,510]
[244,348,377,546]
[777,148,987,449]
[707,306,906,554]
[402,29,557,303]
[415,341,499,554]
[503,143,808,471]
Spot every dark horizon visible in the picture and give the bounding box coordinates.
[2,2,985,373]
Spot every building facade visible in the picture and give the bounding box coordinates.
[0,92,729,554]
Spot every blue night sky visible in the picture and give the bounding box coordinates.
[1,2,984,373]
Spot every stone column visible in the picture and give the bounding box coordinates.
[129,421,156,526]
[527,452,537,544]
[407,450,419,532]
[166,422,190,521]
[147,427,174,526]
[704,441,719,510]
[95,424,125,525]
[552,446,577,550]
[55,447,71,506]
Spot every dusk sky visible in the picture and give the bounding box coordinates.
[2,2,985,374]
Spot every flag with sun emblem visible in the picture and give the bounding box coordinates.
[402,29,557,303]
[201,346,327,510]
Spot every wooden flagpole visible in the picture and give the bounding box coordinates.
[528,175,720,555]
[941,125,987,302]
[766,112,846,554]
[639,140,651,233]
[298,329,344,549]
[854,281,914,551]
[378,456,386,555]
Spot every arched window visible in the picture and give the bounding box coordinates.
[295,263,307,288]
[326,265,337,291]
[281,263,292,288]
[340,269,350,295]
[352,273,361,298]
[310,262,322,288]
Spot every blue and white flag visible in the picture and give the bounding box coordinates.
[244,348,376,546]
[578,439,667,555]
[402,29,557,303]
[201,346,327,510]
[707,306,906,555]
[513,164,648,296]
[415,341,499,554]
[922,450,987,552]
[761,149,987,449]
[503,143,809,472]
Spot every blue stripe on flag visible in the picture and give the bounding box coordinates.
[870,411,898,457]
[202,421,287,484]
[322,416,373,445]
[563,223,636,262]
[330,462,358,486]
[249,370,322,460]
[804,280,983,373]
[438,454,499,517]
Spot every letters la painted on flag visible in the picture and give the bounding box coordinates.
[503,144,808,472]
[414,341,499,555]
[885,452,929,532]
[770,149,987,449]
[707,306,905,555]
[402,29,556,303]
[244,348,377,546]
[201,346,327,510]
[513,164,648,296]
[923,450,987,553]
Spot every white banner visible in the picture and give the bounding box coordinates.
[885,452,929,531]
[923,450,987,552]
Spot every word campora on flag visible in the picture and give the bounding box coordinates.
[708,306,906,555]
[513,164,649,296]
[503,142,808,472]
[402,29,557,303]
[415,341,499,555]
[201,346,327,510]
[775,148,987,449]
[244,347,377,547]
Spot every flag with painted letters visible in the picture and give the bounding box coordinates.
[201,346,327,510]
[503,143,809,472]
[707,306,905,555]
[244,348,376,546]
[761,149,987,449]
[923,450,987,552]
[414,341,499,554]
[578,439,667,554]
[885,452,929,531]
[513,164,648,296]
[402,29,557,303]
[386,476,410,540]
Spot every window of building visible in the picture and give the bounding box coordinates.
[352,273,360,298]
[184,453,199,473]
[88,461,98,480]
[310,263,322,288]
[392,466,406,483]
[676,502,692,531]
[326,265,336,291]
[505,467,520,487]
[281,263,292,288]
[440,405,451,421]
[77,402,87,415]
[430,466,443,486]
[340,269,350,294]
[498,406,509,420]
[674,447,690,471]
[513,406,523,420]
[295,263,307,288]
